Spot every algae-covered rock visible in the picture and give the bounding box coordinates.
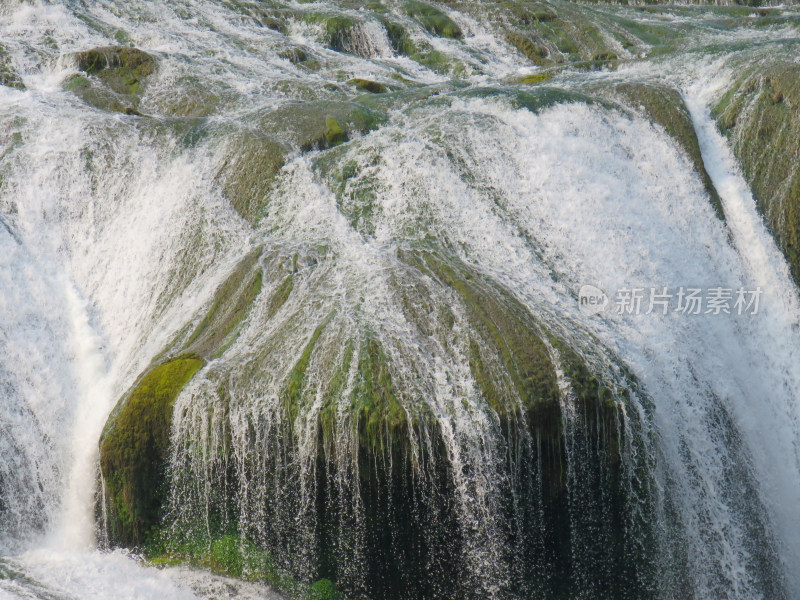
[303,579,342,600]
[607,82,724,219]
[323,117,347,147]
[100,354,205,547]
[302,13,379,57]
[0,44,24,90]
[505,32,550,66]
[713,62,800,284]
[75,46,156,95]
[258,100,386,152]
[381,19,418,56]
[65,46,156,115]
[183,250,263,357]
[214,102,384,222]
[516,72,552,85]
[217,131,289,223]
[151,76,221,118]
[148,244,636,599]
[404,1,463,40]
[278,47,309,65]
[348,78,387,94]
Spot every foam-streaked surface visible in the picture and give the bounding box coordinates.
[1,0,799,598]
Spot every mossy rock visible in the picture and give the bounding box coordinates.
[381,19,417,56]
[324,117,348,146]
[404,1,463,40]
[500,0,557,26]
[216,130,289,223]
[183,249,263,357]
[66,46,156,115]
[409,44,466,76]
[0,44,24,90]
[74,46,156,95]
[348,78,387,94]
[303,579,342,600]
[278,47,309,64]
[605,82,724,219]
[516,72,552,85]
[151,76,221,118]
[302,13,364,55]
[256,100,386,152]
[100,354,205,547]
[713,61,800,285]
[400,249,560,420]
[505,32,550,66]
[64,74,143,115]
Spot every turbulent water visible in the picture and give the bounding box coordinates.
[1,0,800,598]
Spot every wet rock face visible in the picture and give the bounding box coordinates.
[65,46,156,115]
[714,63,800,285]
[0,44,24,90]
[75,46,156,94]
[97,241,643,599]
[99,354,205,547]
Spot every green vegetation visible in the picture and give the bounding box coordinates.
[184,249,263,358]
[65,45,156,115]
[0,44,24,90]
[100,354,205,547]
[505,32,550,65]
[713,61,800,284]
[75,46,156,95]
[218,131,289,223]
[148,530,344,600]
[348,78,388,94]
[324,116,348,146]
[607,82,724,219]
[404,1,463,39]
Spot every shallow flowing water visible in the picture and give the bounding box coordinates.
[1,0,799,598]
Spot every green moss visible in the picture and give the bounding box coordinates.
[500,0,557,25]
[75,46,156,95]
[404,1,463,39]
[609,82,724,219]
[184,249,263,358]
[304,579,343,600]
[401,250,559,417]
[282,314,333,428]
[324,117,348,147]
[302,13,360,54]
[147,531,301,596]
[325,16,358,53]
[713,62,800,284]
[100,354,205,547]
[152,76,221,118]
[591,51,617,62]
[382,20,417,56]
[266,274,294,319]
[351,338,408,453]
[65,46,156,114]
[218,131,288,223]
[0,44,24,90]
[348,78,387,94]
[255,101,386,152]
[517,72,552,85]
[114,29,131,45]
[505,32,550,66]
[279,47,309,64]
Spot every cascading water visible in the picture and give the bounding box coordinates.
[1,0,800,598]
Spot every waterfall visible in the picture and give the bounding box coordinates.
[1,0,799,598]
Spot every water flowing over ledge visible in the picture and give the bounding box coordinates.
[1,0,800,598]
